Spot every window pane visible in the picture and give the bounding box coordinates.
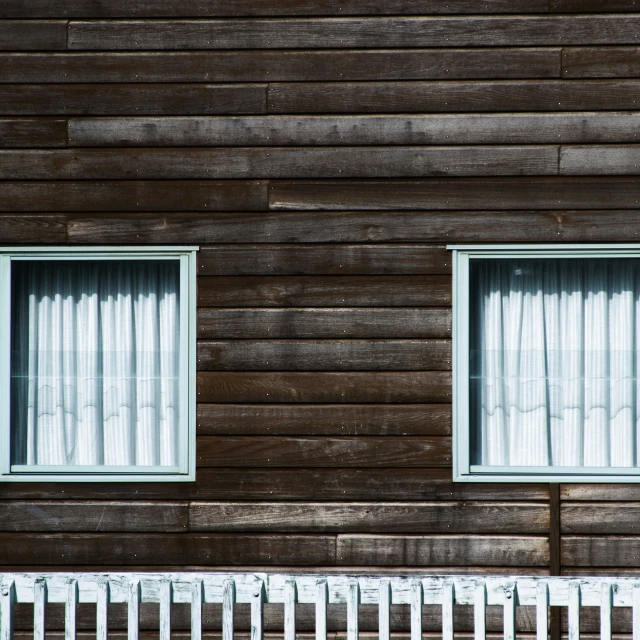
[10,260,181,469]
[470,257,640,468]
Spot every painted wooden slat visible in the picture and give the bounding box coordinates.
[191,580,203,640]
[65,580,78,640]
[347,581,360,640]
[251,579,264,640]
[96,579,109,640]
[284,579,296,640]
[378,579,391,640]
[0,581,15,640]
[568,582,580,640]
[315,580,328,640]
[159,581,172,640]
[633,583,640,640]
[536,582,549,640]
[474,582,486,640]
[442,582,454,640]
[411,581,423,640]
[33,579,46,640]
[222,578,235,640]
[503,584,516,640]
[128,579,140,640]
[601,582,612,640]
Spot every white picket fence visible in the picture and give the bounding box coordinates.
[0,574,637,640]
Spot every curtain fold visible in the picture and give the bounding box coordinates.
[473,258,640,468]
[10,260,180,468]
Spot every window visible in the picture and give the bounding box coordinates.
[0,247,197,482]
[451,245,640,482]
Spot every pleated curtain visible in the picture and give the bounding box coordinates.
[473,258,640,468]
[11,260,180,468]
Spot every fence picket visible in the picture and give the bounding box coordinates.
[503,584,516,640]
[33,579,46,640]
[223,579,236,640]
[191,580,203,640]
[348,581,360,640]
[411,580,423,640]
[160,581,172,640]
[633,584,640,640]
[600,583,612,640]
[379,579,391,640]
[442,582,454,640]
[568,582,581,640]
[285,579,297,640]
[128,578,140,640]
[0,580,14,640]
[65,580,78,640]
[251,579,264,640]
[316,580,328,640]
[96,579,109,640]
[536,581,548,640]
[474,582,486,640]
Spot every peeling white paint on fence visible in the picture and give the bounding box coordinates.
[1,573,640,639]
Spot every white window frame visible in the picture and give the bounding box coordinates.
[0,246,198,483]
[450,243,640,483]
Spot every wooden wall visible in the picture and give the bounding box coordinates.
[3,0,640,635]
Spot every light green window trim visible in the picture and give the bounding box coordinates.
[449,244,640,483]
[0,246,198,483]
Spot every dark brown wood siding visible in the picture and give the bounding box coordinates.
[2,0,640,634]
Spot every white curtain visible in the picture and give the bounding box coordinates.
[11,261,180,468]
[474,259,640,467]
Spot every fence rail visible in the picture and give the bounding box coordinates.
[0,573,637,640]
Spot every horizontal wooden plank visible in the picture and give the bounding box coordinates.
[0,533,336,566]
[562,47,640,78]
[0,147,559,179]
[0,84,266,116]
[551,0,639,11]
[267,80,640,114]
[560,144,640,174]
[269,178,640,211]
[197,276,451,307]
[561,485,640,501]
[197,436,452,468]
[0,181,267,212]
[67,17,640,50]
[0,214,66,241]
[67,210,640,244]
[0,502,188,532]
[197,404,452,435]
[197,371,452,403]
[562,503,640,534]
[197,339,451,371]
[197,309,452,339]
[198,245,451,276]
[0,0,550,18]
[337,535,549,566]
[0,468,548,501]
[4,50,560,84]
[69,113,640,147]
[0,117,66,147]
[0,20,66,50]
[189,502,549,534]
[562,537,640,567]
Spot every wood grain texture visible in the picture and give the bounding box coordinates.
[197,276,451,307]
[0,214,66,241]
[551,0,640,11]
[0,533,337,566]
[562,537,640,567]
[69,113,640,147]
[561,503,640,534]
[0,502,188,532]
[267,80,640,114]
[336,535,549,566]
[0,468,547,501]
[561,485,640,501]
[5,50,560,84]
[196,404,452,435]
[66,17,640,50]
[197,308,452,339]
[0,21,67,50]
[197,371,452,403]
[0,147,560,179]
[189,502,549,534]
[197,339,451,371]
[197,245,451,276]
[196,436,452,468]
[0,84,267,116]
[560,145,640,175]
[562,47,640,78]
[0,0,551,18]
[0,118,67,147]
[269,178,640,210]
[66,210,640,244]
[0,181,267,212]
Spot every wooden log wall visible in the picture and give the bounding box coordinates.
[3,0,640,635]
